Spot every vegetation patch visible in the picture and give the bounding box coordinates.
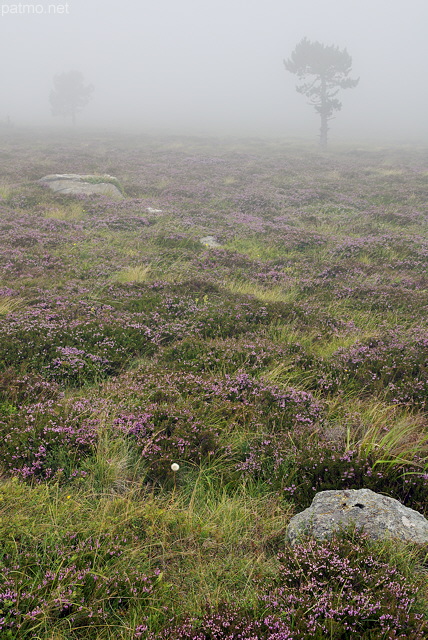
[0,133,427,639]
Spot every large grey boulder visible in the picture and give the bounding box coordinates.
[287,489,428,545]
[38,174,124,199]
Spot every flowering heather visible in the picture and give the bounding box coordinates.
[1,134,428,639]
[0,285,321,387]
[323,328,428,409]
[0,296,151,380]
[103,369,323,485]
[144,606,293,640]
[45,345,112,386]
[109,369,322,431]
[0,368,62,406]
[147,534,427,639]
[280,444,428,515]
[113,406,223,482]
[161,336,292,375]
[0,532,159,637]
[0,397,99,480]
[263,534,427,638]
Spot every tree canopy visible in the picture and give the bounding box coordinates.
[50,71,94,127]
[284,38,359,148]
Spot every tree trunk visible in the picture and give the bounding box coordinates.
[319,112,328,150]
[319,75,328,150]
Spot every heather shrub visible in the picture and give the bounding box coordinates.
[181,372,322,429]
[112,406,224,484]
[197,301,273,339]
[146,534,427,639]
[143,605,292,640]
[0,306,156,385]
[319,330,428,409]
[44,346,113,386]
[262,533,427,639]
[236,434,294,489]
[113,287,165,313]
[0,399,99,481]
[105,370,322,487]
[107,370,322,433]
[235,431,428,515]
[161,337,290,375]
[282,444,428,514]
[0,368,62,406]
[0,532,159,639]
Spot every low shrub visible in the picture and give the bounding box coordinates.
[263,533,427,639]
[0,368,62,406]
[146,533,427,639]
[113,406,223,484]
[320,330,428,410]
[0,399,99,481]
[161,337,290,375]
[283,445,428,514]
[0,532,159,638]
[236,435,428,515]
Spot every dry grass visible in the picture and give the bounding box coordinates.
[0,184,13,200]
[357,409,428,468]
[113,264,152,283]
[325,398,428,469]
[44,203,87,221]
[224,280,297,304]
[0,296,26,316]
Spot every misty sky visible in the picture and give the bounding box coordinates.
[1,0,428,141]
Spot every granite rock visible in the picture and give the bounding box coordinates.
[287,488,428,545]
[38,174,124,199]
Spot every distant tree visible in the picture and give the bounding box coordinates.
[284,38,359,149]
[50,70,94,127]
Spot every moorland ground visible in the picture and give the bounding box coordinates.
[0,130,427,639]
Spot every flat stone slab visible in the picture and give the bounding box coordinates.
[200,235,222,248]
[287,488,428,545]
[38,174,124,199]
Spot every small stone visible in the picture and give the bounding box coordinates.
[200,235,221,248]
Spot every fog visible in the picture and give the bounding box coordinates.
[1,0,428,142]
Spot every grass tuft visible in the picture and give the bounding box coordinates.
[44,202,87,221]
[0,296,26,315]
[224,280,297,303]
[113,264,152,283]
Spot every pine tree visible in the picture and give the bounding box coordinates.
[284,38,359,149]
[50,71,93,127]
